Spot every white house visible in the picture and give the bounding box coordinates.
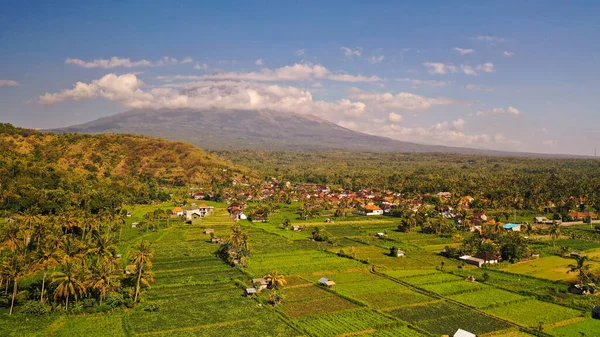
[364,205,383,216]
[185,209,202,220]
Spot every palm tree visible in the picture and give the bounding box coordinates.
[35,240,60,302]
[89,233,117,262]
[549,222,561,246]
[229,223,248,250]
[129,240,154,303]
[0,220,22,252]
[60,235,85,262]
[568,256,592,285]
[0,253,30,315]
[51,260,87,311]
[87,258,120,305]
[264,271,287,289]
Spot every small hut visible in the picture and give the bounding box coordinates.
[318,277,336,287]
[252,278,269,291]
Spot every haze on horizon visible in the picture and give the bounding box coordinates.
[0,1,599,155]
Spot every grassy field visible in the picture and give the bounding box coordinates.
[3,203,599,336]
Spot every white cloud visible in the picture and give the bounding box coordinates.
[423,62,457,75]
[476,106,520,116]
[65,56,188,69]
[181,57,193,64]
[0,80,18,87]
[465,84,495,92]
[336,117,519,148]
[461,65,477,76]
[472,36,505,43]
[39,73,153,106]
[476,62,495,73]
[255,58,264,66]
[454,47,475,55]
[157,63,382,83]
[397,78,448,88]
[194,63,209,71]
[38,73,368,121]
[341,46,363,58]
[369,54,385,64]
[506,106,520,115]
[542,140,558,147]
[425,62,494,76]
[452,118,465,131]
[388,112,403,123]
[348,88,461,112]
[504,51,515,57]
[296,49,306,56]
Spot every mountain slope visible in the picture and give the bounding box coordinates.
[53,108,576,157]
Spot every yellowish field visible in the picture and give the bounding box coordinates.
[500,255,600,281]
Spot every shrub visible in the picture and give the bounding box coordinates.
[20,300,52,315]
[105,293,125,308]
[124,298,135,308]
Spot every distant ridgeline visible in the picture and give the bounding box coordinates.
[0,123,253,215]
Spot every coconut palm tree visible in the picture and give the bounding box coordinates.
[51,260,87,311]
[87,258,120,305]
[229,223,248,250]
[549,222,561,246]
[568,256,592,285]
[129,240,153,303]
[60,235,85,262]
[35,240,61,302]
[0,220,22,252]
[0,253,31,315]
[264,271,287,289]
[89,233,117,262]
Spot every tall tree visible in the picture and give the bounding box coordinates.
[0,253,31,315]
[35,240,61,302]
[568,256,592,285]
[51,260,87,311]
[129,240,154,303]
[549,222,561,246]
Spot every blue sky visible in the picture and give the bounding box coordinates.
[1,1,599,154]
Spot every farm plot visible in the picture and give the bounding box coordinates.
[0,315,63,337]
[388,301,511,335]
[357,289,436,309]
[420,279,487,296]
[500,256,600,282]
[51,314,126,337]
[246,250,365,276]
[301,270,435,309]
[547,318,600,336]
[450,269,566,297]
[400,272,463,286]
[361,326,424,337]
[296,308,398,337]
[281,296,359,318]
[383,269,438,278]
[449,288,528,309]
[484,299,583,328]
[282,285,333,302]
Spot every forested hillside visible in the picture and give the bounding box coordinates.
[0,124,253,215]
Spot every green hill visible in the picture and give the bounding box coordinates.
[0,123,254,215]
